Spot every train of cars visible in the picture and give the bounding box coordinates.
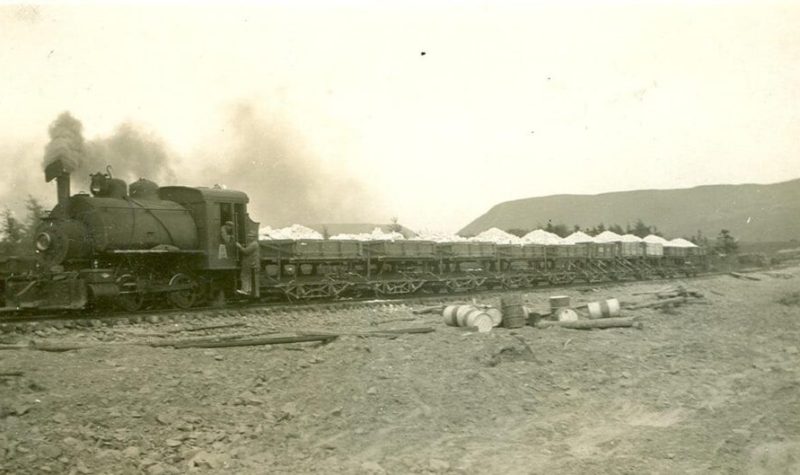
[0,160,707,312]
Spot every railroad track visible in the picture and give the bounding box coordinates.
[0,272,721,333]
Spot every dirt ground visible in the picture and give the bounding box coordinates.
[2,267,799,474]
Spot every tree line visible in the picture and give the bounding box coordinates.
[506,219,663,239]
[1,196,48,257]
[505,220,738,254]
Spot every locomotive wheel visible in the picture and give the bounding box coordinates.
[116,274,144,312]
[168,273,197,309]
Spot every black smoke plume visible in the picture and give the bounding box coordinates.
[85,123,176,185]
[42,112,85,172]
[42,111,176,188]
[206,103,379,227]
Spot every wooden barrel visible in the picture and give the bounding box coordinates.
[587,298,621,319]
[549,295,571,312]
[500,294,526,328]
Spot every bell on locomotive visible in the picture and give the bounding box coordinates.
[90,166,128,199]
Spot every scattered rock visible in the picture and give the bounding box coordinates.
[62,437,80,446]
[330,407,343,416]
[187,450,223,469]
[53,413,68,424]
[429,458,450,472]
[40,443,62,459]
[279,402,298,420]
[156,413,173,425]
[75,460,92,474]
[146,463,167,475]
[361,461,386,474]
[165,439,183,448]
[122,446,141,458]
[367,387,378,395]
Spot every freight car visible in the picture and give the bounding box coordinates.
[257,237,706,300]
[0,162,707,311]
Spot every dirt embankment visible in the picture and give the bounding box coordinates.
[2,269,800,474]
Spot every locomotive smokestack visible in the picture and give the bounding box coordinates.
[45,159,71,214]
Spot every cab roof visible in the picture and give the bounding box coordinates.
[158,186,249,204]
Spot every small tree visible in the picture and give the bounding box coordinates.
[714,229,738,255]
[1,208,24,256]
[24,195,47,241]
[631,219,652,238]
[608,224,625,235]
[388,216,402,233]
[551,224,570,238]
[689,230,709,248]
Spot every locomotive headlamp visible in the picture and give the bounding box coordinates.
[35,232,52,252]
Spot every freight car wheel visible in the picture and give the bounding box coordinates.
[116,274,144,312]
[168,273,198,309]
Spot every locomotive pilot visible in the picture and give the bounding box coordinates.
[236,230,260,297]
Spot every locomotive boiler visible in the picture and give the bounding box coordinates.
[3,159,253,311]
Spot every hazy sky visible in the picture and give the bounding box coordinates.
[1,1,798,232]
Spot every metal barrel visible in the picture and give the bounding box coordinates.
[587,298,621,319]
[442,305,461,326]
[500,294,526,328]
[458,307,493,332]
[443,305,492,332]
[555,308,579,321]
[484,307,503,327]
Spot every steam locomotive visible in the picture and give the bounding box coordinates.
[0,160,706,312]
[2,159,252,311]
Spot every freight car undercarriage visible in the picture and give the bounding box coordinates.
[2,254,704,312]
[259,255,705,301]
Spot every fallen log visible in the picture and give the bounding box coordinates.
[632,287,678,296]
[729,272,761,281]
[412,305,445,315]
[0,327,435,352]
[0,371,24,377]
[625,296,689,310]
[536,317,640,330]
[0,334,337,352]
[162,334,337,349]
[300,327,434,338]
[172,322,248,333]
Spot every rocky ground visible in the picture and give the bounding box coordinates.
[1,267,799,474]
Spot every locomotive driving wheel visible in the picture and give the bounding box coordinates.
[116,274,144,312]
[168,273,198,309]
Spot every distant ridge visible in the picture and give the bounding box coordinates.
[458,179,800,242]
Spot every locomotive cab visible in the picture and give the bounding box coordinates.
[157,186,250,270]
